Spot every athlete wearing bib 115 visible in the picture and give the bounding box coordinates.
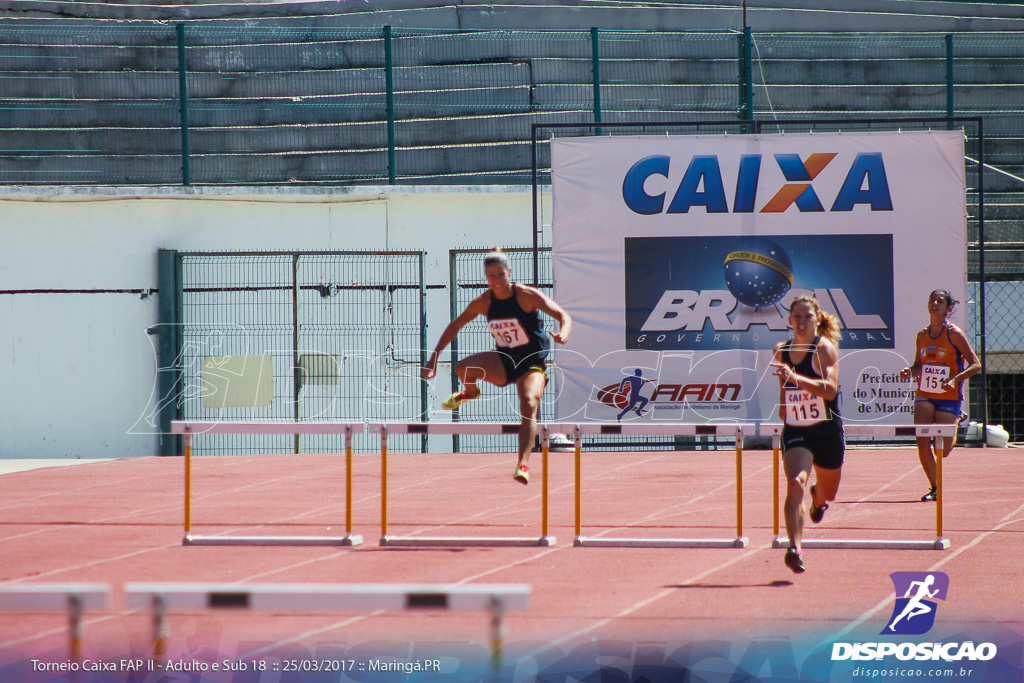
[771,295,845,575]
[899,289,981,502]
[423,248,572,486]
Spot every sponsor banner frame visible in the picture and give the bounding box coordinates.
[533,119,984,427]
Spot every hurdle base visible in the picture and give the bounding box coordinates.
[380,535,556,548]
[574,536,748,549]
[184,534,363,547]
[772,536,950,550]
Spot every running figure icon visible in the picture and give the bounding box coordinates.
[616,369,650,421]
[887,574,939,632]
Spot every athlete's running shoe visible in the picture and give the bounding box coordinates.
[784,547,805,574]
[921,487,937,502]
[513,464,530,485]
[808,485,828,524]
[442,390,476,411]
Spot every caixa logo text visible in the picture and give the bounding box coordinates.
[622,153,892,215]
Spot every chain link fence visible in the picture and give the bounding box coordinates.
[164,250,427,455]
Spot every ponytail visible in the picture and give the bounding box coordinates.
[817,310,841,347]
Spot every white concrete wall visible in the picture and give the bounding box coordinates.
[0,186,550,459]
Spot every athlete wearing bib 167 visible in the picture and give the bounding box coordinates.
[422,248,572,485]
[771,295,845,575]
[899,289,981,502]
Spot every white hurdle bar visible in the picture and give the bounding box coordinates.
[765,423,956,550]
[565,423,756,548]
[170,421,366,547]
[0,583,110,661]
[124,582,529,673]
[368,422,556,547]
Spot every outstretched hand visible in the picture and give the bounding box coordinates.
[549,330,569,345]
[770,361,794,384]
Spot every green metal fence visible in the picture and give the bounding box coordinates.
[1,26,1022,187]
[157,249,428,455]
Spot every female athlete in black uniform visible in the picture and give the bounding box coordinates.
[772,295,844,573]
[422,248,573,484]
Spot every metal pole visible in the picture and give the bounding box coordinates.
[381,426,389,537]
[346,425,354,536]
[977,119,988,434]
[739,27,754,126]
[735,429,743,541]
[68,594,83,663]
[385,25,396,184]
[945,35,954,130]
[591,28,602,136]
[176,24,191,186]
[574,425,582,538]
[419,252,428,452]
[184,431,192,533]
[772,436,780,538]
[449,251,461,452]
[292,255,301,453]
[531,128,541,288]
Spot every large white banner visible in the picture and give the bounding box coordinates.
[550,131,967,425]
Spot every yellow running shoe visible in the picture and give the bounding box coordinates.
[442,390,476,410]
[513,463,530,485]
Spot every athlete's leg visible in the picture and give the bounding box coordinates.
[811,464,842,507]
[913,400,939,489]
[515,370,546,470]
[932,407,959,459]
[455,351,508,399]
[783,445,814,552]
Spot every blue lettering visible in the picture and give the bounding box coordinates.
[622,155,670,214]
[733,154,761,213]
[667,156,728,213]
[832,153,894,211]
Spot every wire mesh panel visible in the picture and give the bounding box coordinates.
[178,251,426,455]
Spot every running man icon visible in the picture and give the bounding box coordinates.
[617,369,651,421]
[888,574,940,633]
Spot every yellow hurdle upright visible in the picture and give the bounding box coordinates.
[172,420,365,547]
[766,423,953,550]
[371,422,556,547]
[565,423,753,548]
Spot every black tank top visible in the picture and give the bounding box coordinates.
[781,335,841,421]
[486,284,549,362]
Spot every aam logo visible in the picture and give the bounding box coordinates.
[883,572,950,635]
[597,379,740,410]
[622,153,892,215]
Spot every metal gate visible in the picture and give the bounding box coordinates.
[156,250,427,455]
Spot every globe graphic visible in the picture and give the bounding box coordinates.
[723,238,794,308]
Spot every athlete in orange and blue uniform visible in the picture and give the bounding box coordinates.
[899,289,981,501]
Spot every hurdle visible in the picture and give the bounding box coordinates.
[0,583,109,661]
[124,582,528,673]
[368,422,556,547]
[566,423,756,548]
[766,423,955,550]
[171,420,365,546]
